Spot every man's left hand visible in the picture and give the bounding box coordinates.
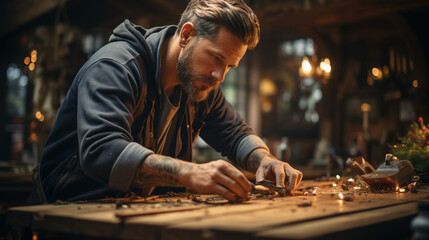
[251,149,303,193]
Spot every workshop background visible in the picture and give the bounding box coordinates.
[1,0,429,214]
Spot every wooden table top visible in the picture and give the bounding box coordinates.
[6,180,429,240]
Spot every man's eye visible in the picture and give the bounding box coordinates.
[212,55,221,63]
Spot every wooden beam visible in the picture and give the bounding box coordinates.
[0,0,68,37]
[257,0,429,32]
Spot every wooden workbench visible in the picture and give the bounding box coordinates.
[6,180,429,240]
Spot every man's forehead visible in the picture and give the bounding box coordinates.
[205,26,248,62]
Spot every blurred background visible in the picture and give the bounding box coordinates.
[1,0,429,206]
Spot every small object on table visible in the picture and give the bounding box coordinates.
[346,156,375,175]
[361,155,415,189]
[255,180,290,196]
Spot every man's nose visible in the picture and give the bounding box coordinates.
[211,68,227,83]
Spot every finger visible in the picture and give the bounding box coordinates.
[213,170,250,201]
[255,166,265,183]
[219,163,252,192]
[287,169,303,191]
[274,164,286,188]
[286,166,298,190]
[255,161,273,183]
[287,172,298,191]
[298,170,303,185]
[212,184,239,202]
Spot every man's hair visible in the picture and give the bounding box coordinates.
[176,0,260,49]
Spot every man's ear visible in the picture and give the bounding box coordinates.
[179,22,195,48]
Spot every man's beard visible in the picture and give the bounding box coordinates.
[177,43,219,102]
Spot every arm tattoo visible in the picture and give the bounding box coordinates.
[246,149,274,172]
[132,154,194,188]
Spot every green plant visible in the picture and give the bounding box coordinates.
[389,117,429,173]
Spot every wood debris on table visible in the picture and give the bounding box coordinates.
[82,171,424,220]
[7,178,429,240]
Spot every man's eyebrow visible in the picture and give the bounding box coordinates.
[209,49,238,68]
[210,50,225,60]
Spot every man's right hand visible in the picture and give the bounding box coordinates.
[181,160,252,202]
[133,154,252,202]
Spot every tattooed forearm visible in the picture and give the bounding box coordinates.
[246,149,274,172]
[132,154,194,188]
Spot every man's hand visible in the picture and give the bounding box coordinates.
[133,154,252,202]
[248,149,303,193]
[181,160,252,202]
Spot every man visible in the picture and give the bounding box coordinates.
[29,0,303,204]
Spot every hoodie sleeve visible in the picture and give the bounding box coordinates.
[77,58,153,192]
[198,88,269,170]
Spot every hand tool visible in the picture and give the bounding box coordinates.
[253,180,290,196]
[361,154,415,188]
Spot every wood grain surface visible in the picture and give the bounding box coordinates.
[6,180,429,240]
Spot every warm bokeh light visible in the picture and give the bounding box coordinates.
[29,63,35,71]
[371,67,382,80]
[324,58,330,65]
[30,133,38,142]
[31,50,37,57]
[24,57,30,65]
[382,65,390,78]
[260,78,276,96]
[30,121,37,129]
[413,80,419,88]
[35,111,45,121]
[320,58,331,73]
[338,193,344,200]
[367,76,374,86]
[324,64,331,73]
[301,57,312,74]
[31,55,37,63]
[361,103,371,112]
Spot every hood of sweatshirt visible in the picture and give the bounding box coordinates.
[109,19,177,93]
